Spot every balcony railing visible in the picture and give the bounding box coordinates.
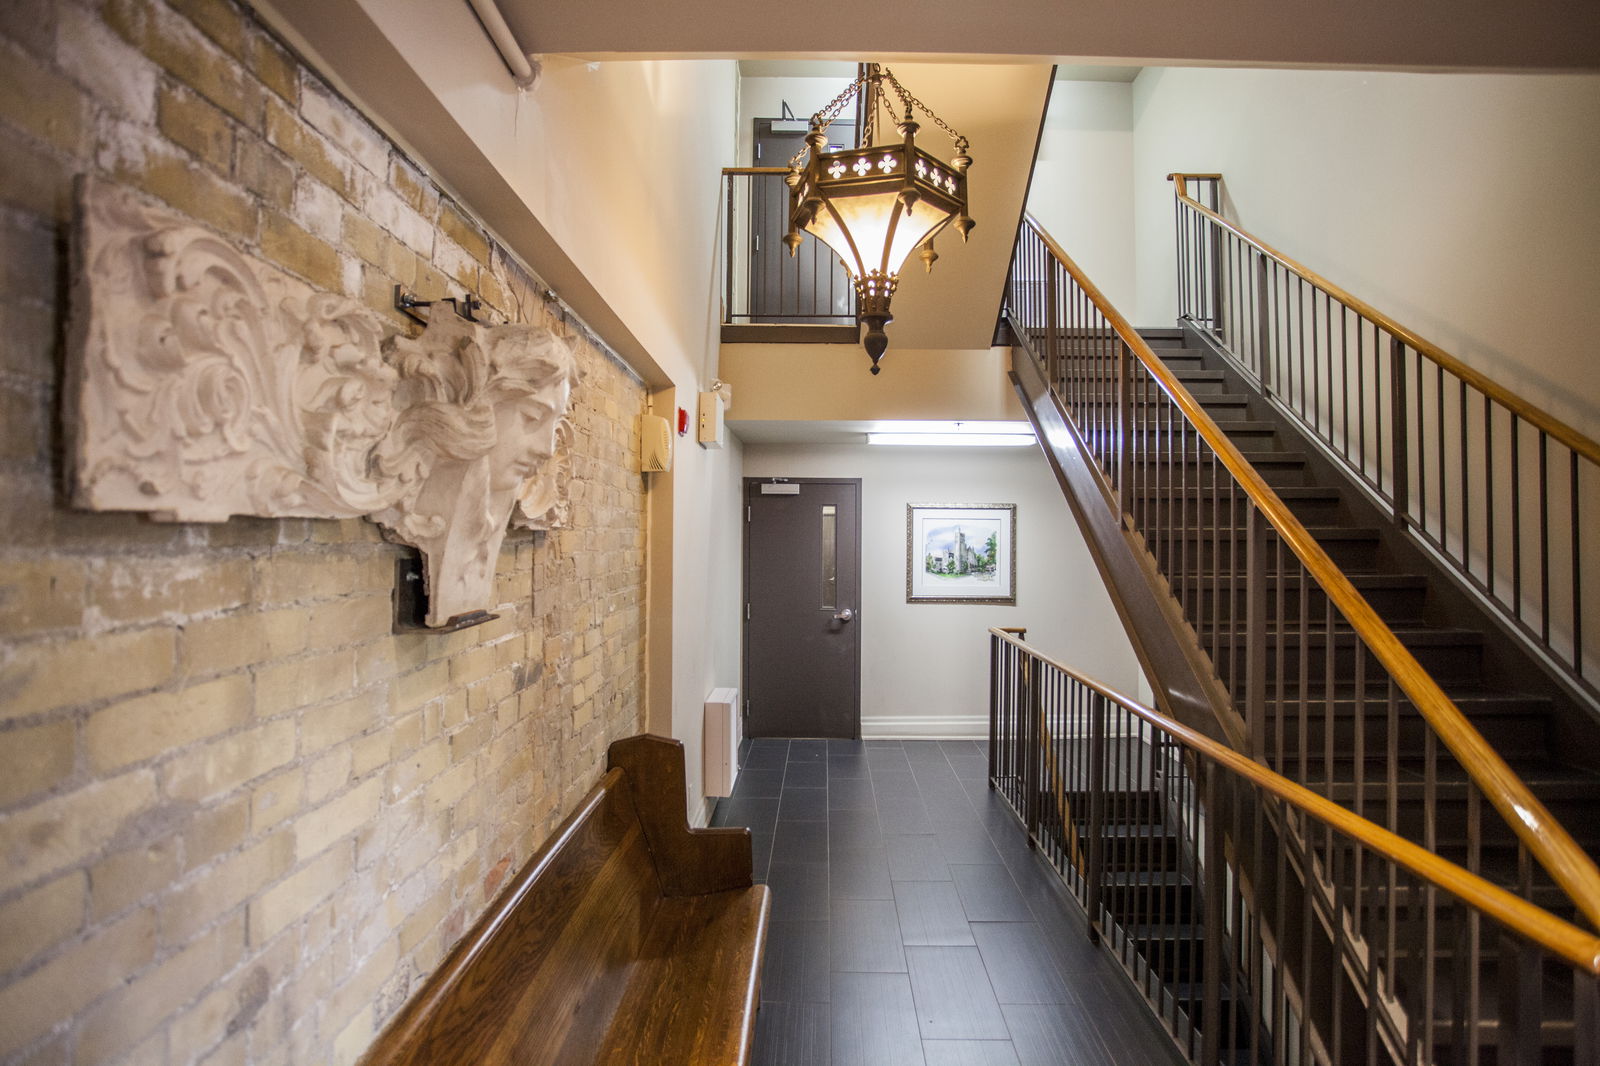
[721,168,855,329]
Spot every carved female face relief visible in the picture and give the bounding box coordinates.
[70,179,580,627]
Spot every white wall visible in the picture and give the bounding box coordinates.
[1129,67,1600,438]
[659,423,746,824]
[741,442,1143,736]
[1027,80,1137,314]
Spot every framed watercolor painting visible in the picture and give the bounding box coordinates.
[906,503,1016,604]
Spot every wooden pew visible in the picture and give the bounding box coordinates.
[365,734,770,1065]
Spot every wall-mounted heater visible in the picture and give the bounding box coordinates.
[703,687,741,798]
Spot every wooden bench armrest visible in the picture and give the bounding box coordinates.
[608,734,755,896]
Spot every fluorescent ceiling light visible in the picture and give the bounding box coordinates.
[867,432,1035,447]
[865,420,1036,446]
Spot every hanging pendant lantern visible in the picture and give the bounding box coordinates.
[785,64,974,374]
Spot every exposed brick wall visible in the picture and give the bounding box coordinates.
[0,1,649,1062]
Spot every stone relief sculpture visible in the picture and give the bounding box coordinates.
[68,178,579,627]
[512,419,573,531]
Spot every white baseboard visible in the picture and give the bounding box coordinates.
[860,715,988,739]
[691,795,715,828]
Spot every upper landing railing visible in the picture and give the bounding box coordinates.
[721,168,855,330]
[1171,173,1600,709]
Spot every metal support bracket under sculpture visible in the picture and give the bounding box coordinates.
[67,178,579,628]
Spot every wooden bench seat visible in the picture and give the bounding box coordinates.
[365,735,770,1066]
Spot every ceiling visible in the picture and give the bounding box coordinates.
[502,0,1599,71]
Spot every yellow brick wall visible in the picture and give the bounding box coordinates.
[0,0,649,1062]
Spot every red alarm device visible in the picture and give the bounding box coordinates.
[677,407,689,436]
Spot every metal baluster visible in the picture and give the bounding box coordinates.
[1391,337,1411,526]
[1087,691,1107,942]
[1202,766,1224,1065]
[1539,430,1550,645]
[1460,379,1471,571]
[1512,417,1523,626]
[1573,451,1583,680]
[1246,505,1268,761]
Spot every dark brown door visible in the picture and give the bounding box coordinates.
[744,478,861,738]
[749,121,855,324]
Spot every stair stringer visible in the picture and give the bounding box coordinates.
[1009,345,1238,748]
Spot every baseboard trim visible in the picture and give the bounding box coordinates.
[860,715,988,739]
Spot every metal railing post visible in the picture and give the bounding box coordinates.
[1022,654,1041,845]
[988,633,999,788]
[1044,259,1061,388]
[1201,767,1224,1066]
[1117,340,1133,504]
[1245,504,1269,761]
[1254,252,1272,394]
[1390,336,1411,527]
[1085,691,1107,943]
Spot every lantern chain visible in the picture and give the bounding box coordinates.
[787,78,865,169]
[881,70,970,156]
[785,65,970,168]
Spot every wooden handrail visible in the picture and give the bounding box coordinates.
[1019,215,1600,931]
[722,167,791,176]
[990,628,1600,974]
[1168,173,1600,467]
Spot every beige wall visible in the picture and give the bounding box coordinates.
[721,345,1027,423]
[742,442,1143,735]
[1128,67,1600,438]
[0,2,647,1062]
[1026,79,1137,315]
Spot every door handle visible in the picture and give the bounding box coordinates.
[833,608,854,622]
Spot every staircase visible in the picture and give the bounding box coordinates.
[1139,324,1600,854]
[998,214,1600,1065]
[1129,325,1600,1063]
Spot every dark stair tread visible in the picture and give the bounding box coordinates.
[1101,869,1193,888]
[1130,421,1280,436]
[1132,485,1344,501]
[1176,571,1428,590]
[1199,622,1485,645]
[1160,450,1304,463]
[1162,525,1382,541]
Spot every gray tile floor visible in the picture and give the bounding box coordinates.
[712,738,1188,1066]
